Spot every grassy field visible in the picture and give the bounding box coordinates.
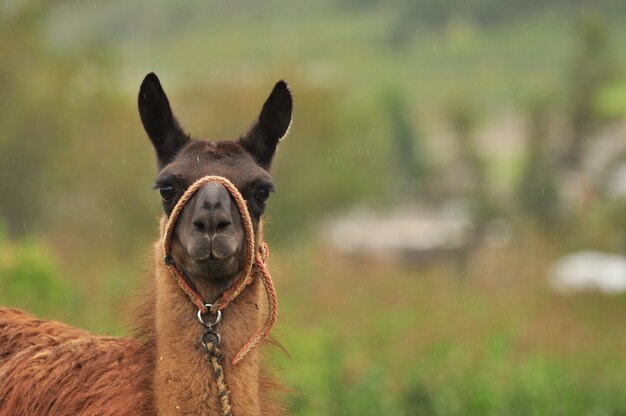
[271,231,626,415]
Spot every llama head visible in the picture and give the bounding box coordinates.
[138,73,292,289]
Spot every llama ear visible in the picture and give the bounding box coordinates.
[138,73,190,168]
[240,80,293,170]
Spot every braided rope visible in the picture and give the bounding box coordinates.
[206,342,233,416]
[162,175,278,365]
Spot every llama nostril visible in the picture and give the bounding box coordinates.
[192,215,231,236]
[193,220,206,233]
[216,219,231,232]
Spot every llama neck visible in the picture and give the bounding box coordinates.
[152,241,264,415]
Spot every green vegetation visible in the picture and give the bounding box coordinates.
[0,224,79,320]
[1,1,625,414]
[274,237,626,415]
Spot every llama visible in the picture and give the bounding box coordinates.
[0,72,293,415]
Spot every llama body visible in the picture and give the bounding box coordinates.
[0,73,292,415]
[0,308,154,415]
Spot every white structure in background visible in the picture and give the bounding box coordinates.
[560,124,626,206]
[323,203,473,262]
[607,162,626,199]
[549,251,626,294]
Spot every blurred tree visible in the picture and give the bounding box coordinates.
[447,98,494,224]
[384,88,430,199]
[0,2,76,235]
[0,2,156,263]
[563,12,621,169]
[517,100,559,225]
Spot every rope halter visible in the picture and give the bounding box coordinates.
[162,175,278,365]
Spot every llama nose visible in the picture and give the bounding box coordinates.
[191,183,233,236]
[192,211,232,236]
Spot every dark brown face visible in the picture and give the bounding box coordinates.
[138,73,292,286]
[155,141,274,281]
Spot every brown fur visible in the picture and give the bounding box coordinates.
[0,308,155,415]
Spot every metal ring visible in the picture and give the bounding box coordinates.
[197,304,222,328]
[200,330,221,349]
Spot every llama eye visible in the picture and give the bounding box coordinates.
[159,186,176,201]
[254,187,270,204]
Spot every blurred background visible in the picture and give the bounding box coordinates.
[1,1,626,414]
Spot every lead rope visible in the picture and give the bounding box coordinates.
[206,342,232,416]
[161,175,279,414]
